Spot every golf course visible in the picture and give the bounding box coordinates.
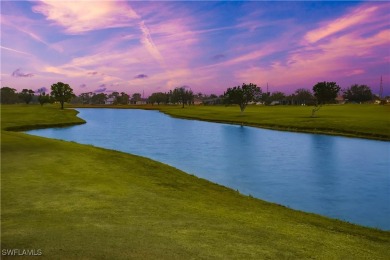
[1,104,390,259]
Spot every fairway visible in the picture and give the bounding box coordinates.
[1,104,390,259]
[157,104,390,141]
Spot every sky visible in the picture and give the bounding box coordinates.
[1,1,389,96]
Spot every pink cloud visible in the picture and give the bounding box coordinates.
[235,27,390,93]
[32,1,139,34]
[3,1,387,97]
[304,4,385,44]
[1,14,63,52]
[220,48,274,67]
[1,46,33,57]
[139,21,165,65]
[231,3,390,93]
[37,40,160,92]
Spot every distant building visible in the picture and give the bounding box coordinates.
[335,95,345,104]
[202,98,223,105]
[135,98,148,105]
[193,97,203,105]
[105,97,115,105]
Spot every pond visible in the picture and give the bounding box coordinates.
[27,108,390,230]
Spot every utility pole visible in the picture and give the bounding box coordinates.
[379,76,383,99]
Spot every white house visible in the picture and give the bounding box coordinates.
[136,98,148,105]
[105,97,115,105]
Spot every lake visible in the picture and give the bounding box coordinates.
[27,108,390,230]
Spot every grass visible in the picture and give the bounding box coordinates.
[1,104,85,131]
[1,104,390,259]
[156,104,390,141]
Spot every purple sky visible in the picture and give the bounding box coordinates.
[1,1,389,96]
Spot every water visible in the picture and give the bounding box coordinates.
[27,108,390,230]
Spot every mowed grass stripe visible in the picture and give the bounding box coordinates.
[1,104,389,259]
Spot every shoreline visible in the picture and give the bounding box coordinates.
[68,104,390,141]
[2,104,390,258]
[18,105,390,230]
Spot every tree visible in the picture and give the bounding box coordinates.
[171,88,183,106]
[132,93,142,103]
[171,87,193,108]
[118,92,130,105]
[311,81,340,117]
[91,93,107,104]
[130,93,143,104]
[268,91,285,105]
[294,88,315,105]
[37,87,52,106]
[109,92,120,104]
[121,92,130,105]
[37,92,50,106]
[106,91,129,105]
[149,92,167,105]
[313,81,340,104]
[19,89,35,104]
[50,82,75,109]
[343,84,372,103]
[261,91,271,105]
[224,83,261,113]
[165,91,172,104]
[1,87,19,104]
[79,92,93,104]
[185,88,194,106]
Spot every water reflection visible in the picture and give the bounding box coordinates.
[27,109,390,230]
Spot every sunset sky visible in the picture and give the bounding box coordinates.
[1,1,389,96]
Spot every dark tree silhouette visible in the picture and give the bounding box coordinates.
[38,92,51,106]
[171,87,193,108]
[19,89,35,104]
[91,93,107,104]
[132,93,142,103]
[1,87,19,104]
[118,92,130,105]
[50,82,75,109]
[294,88,315,105]
[149,92,167,105]
[224,83,261,113]
[311,81,340,117]
[343,84,372,103]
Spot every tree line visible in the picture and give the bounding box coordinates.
[72,87,195,107]
[1,82,74,109]
[223,81,381,116]
[1,81,383,111]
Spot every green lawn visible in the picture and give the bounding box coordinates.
[1,104,390,259]
[1,104,85,131]
[156,104,390,140]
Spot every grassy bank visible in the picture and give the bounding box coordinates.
[71,103,390,141]
[1,104,390,259]
[1,104,85,131]
[157,104,390,141]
